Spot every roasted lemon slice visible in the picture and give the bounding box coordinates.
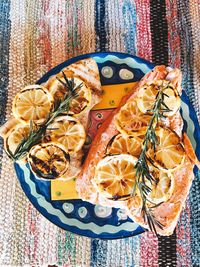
[136,80,181,117]
[115,100,151,135]
[45,115,86,154]
[4,123,30,157]
[48,76,92,116]
[28,143,70,179]
[94,154,137,200]
[106,134,142,157]
[12,85,54,124]
[146,167,174,205]
[148,127,185,171]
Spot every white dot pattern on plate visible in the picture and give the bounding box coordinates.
[119,69,134,80]
[117,209,128,220]
[101,66,114,78]
[94,205,112,218]
[62,203,74,214]
[78,207,88,218]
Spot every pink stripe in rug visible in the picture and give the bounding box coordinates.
[135,0,152,62]
[135,1,158,265]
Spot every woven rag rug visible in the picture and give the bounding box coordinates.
[0,0,200,266]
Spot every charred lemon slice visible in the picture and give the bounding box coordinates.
[94,154,137,200]
[12,85,54,124]
[136,80,181,117]
[45,115,86,154]
[4,123,30,158]
[148,127,185,171]
[48,76,92,116]
[106,134,142,157]
[146,167,174,205]
[115,100,151,135]
[28,143,70,179]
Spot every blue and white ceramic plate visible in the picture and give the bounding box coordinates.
[14,52,200,239]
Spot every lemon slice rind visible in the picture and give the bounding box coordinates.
[147,127,186,172]
[45,115,86,154]
[114,100,151,136]
[12,85,54,125]
[146,168,174,205]
[28,142,70,180]
[136,80,181,117]
[106,133,142,157]
[94,154,138,201]
[4,123,30,159]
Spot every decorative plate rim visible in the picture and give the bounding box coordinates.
[14,52,200,239]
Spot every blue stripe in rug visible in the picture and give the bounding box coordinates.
[124,236,140,267]
[92,1,109,261]
[95,0,107,51]
[177,0,196,107]
[0,0,11,166]
[90,239,108,267]
[177,1,200,266]
[122,0,137,55]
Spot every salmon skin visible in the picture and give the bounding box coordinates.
[76,65,199,236]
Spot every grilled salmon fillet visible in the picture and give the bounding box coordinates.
[76,65,199,236]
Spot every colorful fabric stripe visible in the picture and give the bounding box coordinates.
[176,201,192,267]
[140,232,159,267]
[165,0,181,68]
[95,0,107,51]
[0,0,11,264]
[177,3,199,266]
[135,2,159,265]
[166,1,194,266]
[135,0,152,61]
[104,0,137,53]
[91,239,108,267]
[0,0,10,168]
[91,2,108,264]
[150,0,168,65]
[149,1,178,266]
[177,0,194,105]
[177,1,200,266]
[121,0,137,55]
[158,233,177,266]
[189,0,200,121]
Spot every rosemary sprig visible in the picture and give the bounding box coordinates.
[12,74,82,161]
[133,85,171,235]
[11,122,45,160]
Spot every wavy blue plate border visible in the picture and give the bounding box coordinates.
[37,52,155,84]
[14,52,200,239]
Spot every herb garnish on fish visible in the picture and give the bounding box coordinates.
[133,82,172,234]
[11,74,82,161]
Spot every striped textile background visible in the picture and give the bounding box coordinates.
[0,0,199,266]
